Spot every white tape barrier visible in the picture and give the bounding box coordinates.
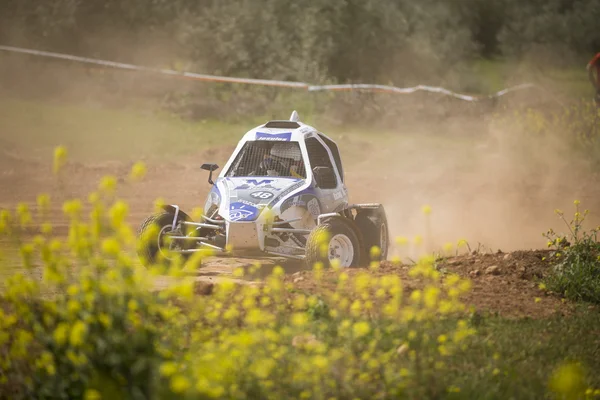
[307,83,537,101]
[0,44,537,101]
[0,45,308,89]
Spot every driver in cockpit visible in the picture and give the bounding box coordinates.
[259,142,305,178]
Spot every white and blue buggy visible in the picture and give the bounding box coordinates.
[137,111,389,268]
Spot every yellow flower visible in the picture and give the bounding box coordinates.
[438,345,450,356]
[350,300,362,316]
[312,355,329,369]
[67,284,79,296]
[458,279,472,293]
[98,313,112,328]
[369,245,381,260]
[379,295,397,313]
[67,299,81,314]
[16,203,32,227]
[62,199,83,219]
[548,362,586,398]
[130,161,147,181]
[53,146,68,174]
[37,194,51,214]
[291,312,308,327]
[395,236,409,246]
[109,201,129,228]
[99,176,117,194]
[84,389,101,400]
[424,286,440,309]
[421,205,432,215]
[69,321,87,347]
[154,198,167,212]
[170,375,191,394]
[41,223,53,235]
[354,273,371,292]
[88,192,100,205]
[457,238,469,248]
[352,321,371,338]
[53,323,69,346]
[223,306,240,320]
[409,290,422,304]
[443,242,453,254]
[160,362,178,377]
[0,210,10,233]
[128,299,139,312]
[293,295,307,311]
[391,255,402,265]
[101,238,121,256]
[253,358,276,379]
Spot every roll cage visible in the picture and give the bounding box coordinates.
[218,119,344,188]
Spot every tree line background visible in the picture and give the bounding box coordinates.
[1,0,599,123]
[1,0,599,85]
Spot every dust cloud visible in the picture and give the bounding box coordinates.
[344,105,600,259]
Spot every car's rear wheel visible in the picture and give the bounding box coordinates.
[355,206,389,262]
[305,218,362,268]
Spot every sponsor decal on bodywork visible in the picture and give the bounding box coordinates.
[255,132,292,141]
[268,180,307,208]
[307,198,321,218]
[280,192,321,219]
[236,198,264,208]
[234,179,283,191]
[333,189,345,200]
[250,191,274,200]
[229,202,260,221]
[220,178,306,218]
[281,193,316,211]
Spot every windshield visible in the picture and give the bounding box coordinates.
[225,141,306,178]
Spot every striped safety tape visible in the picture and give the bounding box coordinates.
[0,44,538,101]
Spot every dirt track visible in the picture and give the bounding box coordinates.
[2,142,594,319]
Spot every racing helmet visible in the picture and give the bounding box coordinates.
[262,142,304,177]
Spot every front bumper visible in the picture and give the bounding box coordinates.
[226,221,261,250]
[170,210,310,260]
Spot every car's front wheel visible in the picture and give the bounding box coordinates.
[136,212,189,266]
[305,218,362,268]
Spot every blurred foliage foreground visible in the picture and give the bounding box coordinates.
[0,147,599,400]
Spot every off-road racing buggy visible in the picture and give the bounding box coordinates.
[137,111,389,268]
